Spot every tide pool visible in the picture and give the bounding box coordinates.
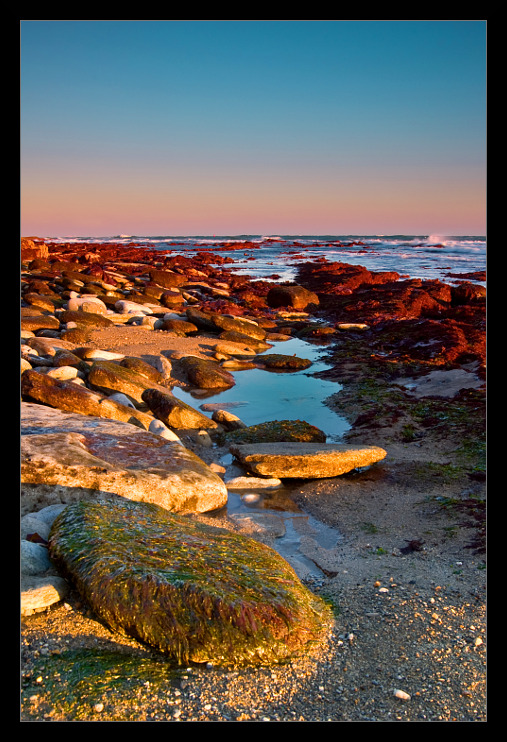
[172,336,349,441]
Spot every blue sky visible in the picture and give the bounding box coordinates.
[20,20,487,236]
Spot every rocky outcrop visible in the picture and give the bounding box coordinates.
[230,442,387,478]
[21,403,228,515]
[48,499,334,666]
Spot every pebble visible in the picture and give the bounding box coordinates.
[393,689,411,701]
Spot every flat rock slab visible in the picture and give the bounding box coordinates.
[21,403,227,515]
[229,442,387,478]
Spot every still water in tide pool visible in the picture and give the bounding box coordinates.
[173,336,348,579]
[172,336,349,442]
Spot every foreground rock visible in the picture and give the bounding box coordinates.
[230,442,387,478]
[48,499,334,666]
[21,403,227,515]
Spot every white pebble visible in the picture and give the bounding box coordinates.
[393,689,411,701]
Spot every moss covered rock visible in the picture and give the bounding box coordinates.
[49,499,334,667]
[255,354,312,371]
[225,419,327,445]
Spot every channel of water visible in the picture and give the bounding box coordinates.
[172,336,349,580]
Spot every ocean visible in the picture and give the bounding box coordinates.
[49,234,486,287]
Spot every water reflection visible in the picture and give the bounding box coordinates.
[172,336,349,441]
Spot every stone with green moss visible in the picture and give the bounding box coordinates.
[225,419,327,445]
[49,499,334,667]
[255,353,312,371]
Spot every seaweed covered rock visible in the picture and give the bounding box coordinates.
[254,353,312,371]
[225,419,327,445]
[48,499,334,666]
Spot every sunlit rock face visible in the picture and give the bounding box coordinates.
[20,403,227,516]
[230,442,387,478]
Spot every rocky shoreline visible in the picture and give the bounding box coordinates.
[20,237,486,722]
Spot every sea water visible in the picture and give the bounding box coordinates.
[53,233,486,286]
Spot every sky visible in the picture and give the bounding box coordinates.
[20,20,487,237]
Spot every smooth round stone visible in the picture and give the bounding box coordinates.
[21,540,53,575]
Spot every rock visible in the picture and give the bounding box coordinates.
[225,420,327,444]
[21,575,70,616]
[225,476,283,490]
[87,360,171,405]
[161,318,199,335]
[21,504,67,540]
[211,409,247,430]
[114,299,154,315]
[60,309,114,328]
[21,238,49,261]
[21,370,153,429]
[185,307,266,341]
[142,388,219,430]
[267,285,320,311]
[179,356,236,389]
[21,539,53,575]
[119,356,166,384]
[20,314,60,332]
[23,292,60,312]
[20,404,227,515]
[212,340,263,357]
[148,418,184,443]
[451,281,486,304]
[73,347,125,361]
[148,268,187,288]
[48,499,334,665]
[66,296,108,314]
[150,354,173,379]
[254,353,312,371]
[218,331,272,353]
[230,442,387,478]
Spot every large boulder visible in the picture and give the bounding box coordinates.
[230,442,387,478]
[48,499,334,666]
[20,403,227,515]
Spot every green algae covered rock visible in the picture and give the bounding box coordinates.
[255,353,312,371]
[49,499,334,667]
[225,419,327,445]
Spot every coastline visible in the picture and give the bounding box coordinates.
[20,239,486,722]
